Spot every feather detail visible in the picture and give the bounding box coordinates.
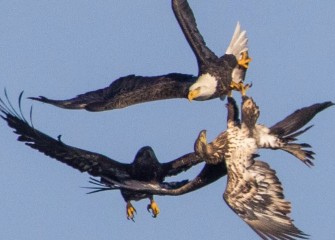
[225,22,249,58]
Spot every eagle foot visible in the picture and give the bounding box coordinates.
[126,202,137,221]
[238,51,252,69]
[230,82,252,96]
[147,200,160,218]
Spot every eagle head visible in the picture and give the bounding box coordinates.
[188,73,217,101]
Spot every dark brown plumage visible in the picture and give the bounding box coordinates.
[30,73,196,111]
[108,96,333,239]
[0,92,202,220]
[30,0,250,111]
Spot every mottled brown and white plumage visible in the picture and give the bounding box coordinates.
[109,97,333,239]
[194,98,333,167]
[30,0,250,111]
[222,96,308,239]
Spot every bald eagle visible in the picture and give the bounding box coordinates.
[0,93,202,221]
[30,0,250,111]
[107,97,333,239]
[222,96,308,239]
[195,97,334,167]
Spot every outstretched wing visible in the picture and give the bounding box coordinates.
[224,160,308,240]
[270,101,334,136]
[256,101,333,166]
[172,0,217,72]
[0,93,130,178]
[161,152,203,176]
[105,162,227,196]
[30,73,196,112]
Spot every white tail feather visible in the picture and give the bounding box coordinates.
[225,22,249,58]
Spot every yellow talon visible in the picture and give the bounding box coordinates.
[241,83,252,96]
[238,51,252,69]
[147,199,160,218]
[126,202,137,221]
[230,81,241,91]
[230,82,252,96]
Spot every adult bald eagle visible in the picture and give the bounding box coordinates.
[106,97,333,239]
[30,0,250,111]
[0,93,202,221]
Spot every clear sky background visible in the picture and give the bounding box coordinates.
[0,1,334,239]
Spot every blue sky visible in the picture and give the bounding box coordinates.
[0,1,334,239]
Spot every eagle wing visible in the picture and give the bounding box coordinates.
[256,101,333,166]
[30,73,196,112]
[161,152,203,177]
[0,93,130,178]
[269,101,334,137]
[224,160,308,240]
[172,0,217,71]
[105,162,227,196]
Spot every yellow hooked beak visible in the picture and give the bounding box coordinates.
[188,88,201,101]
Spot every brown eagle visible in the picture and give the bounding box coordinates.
[107,96,333,239]
[0,92,202,221]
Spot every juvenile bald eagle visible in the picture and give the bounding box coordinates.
[221,96,308,239]
[30,0,250,111]
[107,97,333,239]
[0,93,202,221]
[194,97,334,166]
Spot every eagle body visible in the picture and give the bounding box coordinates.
[195,98,334,167]
[189,53,238,101]
[222,96,308,239]
[0,93,202,220]
[30,0,250,110]
[69,96,332,238]
[224,127,258,205]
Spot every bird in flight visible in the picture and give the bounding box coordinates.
[0,92,202,221]
[221,96,308,239]
[194,97,334,167]
[30,0,251,111]
[105,96,333,239]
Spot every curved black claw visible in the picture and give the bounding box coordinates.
[147,200,160,218]
[126,202,137,222]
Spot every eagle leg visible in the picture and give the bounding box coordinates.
[126,201,137,221]
[230,82,252,96]
[238,51,252,69]
[147,198,160,218]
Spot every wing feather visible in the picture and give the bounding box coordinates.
[161,152,203,176]
[106,162,227,196]
[224,160,308,240]
[270,101,334,137]
[172,0,217,70]
[255,101,333,166]
[0,94,129,178]
[30,73,196,111]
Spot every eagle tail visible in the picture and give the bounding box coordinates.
[225,22,249,58]
[276,125,315,166]
[281,143,315,167]
[83,177,121,194]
